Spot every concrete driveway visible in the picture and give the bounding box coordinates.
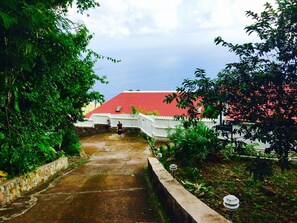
[1,133,165,223]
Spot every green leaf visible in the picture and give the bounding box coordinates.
[0,11,17,29]
[13,89,20,113]
[0,132,5,140]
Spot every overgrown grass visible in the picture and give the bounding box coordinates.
[158,153,297,223]
[143,167,171,223]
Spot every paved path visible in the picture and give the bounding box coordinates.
[1,133,165,223]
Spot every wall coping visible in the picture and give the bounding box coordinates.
[148,157,230,223]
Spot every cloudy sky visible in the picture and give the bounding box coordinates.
[69,0,275,100]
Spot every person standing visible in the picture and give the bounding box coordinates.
[106,119,111,129]
[117,121,123,138]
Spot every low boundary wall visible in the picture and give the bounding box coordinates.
[148,157,229,223]
[0,157,68,206]
[75,113,218,140]
[76,124,141,138]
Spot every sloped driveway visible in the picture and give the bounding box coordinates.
[2,133,165,223]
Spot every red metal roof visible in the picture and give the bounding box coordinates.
[86,91,188,118]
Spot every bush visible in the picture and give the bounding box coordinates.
[167,120,222,166]
[234,141,258,156]
[246,157,273,181]
[61,126,81,155]
[158,143,176,158]
[0,128,61,176]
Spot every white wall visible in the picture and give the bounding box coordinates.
[76,114,270,149]
[75,113,218,140]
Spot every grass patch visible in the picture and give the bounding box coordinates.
[67,156,89,168]
[160,156,297,223]
[143,167,171,223]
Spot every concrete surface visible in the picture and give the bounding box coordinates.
[0,133,165,223]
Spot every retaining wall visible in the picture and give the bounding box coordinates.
[148,157,230,223]
[76,124,140,138]
[0,157,68,206]
[76,124,108,137]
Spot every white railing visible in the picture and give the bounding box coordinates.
[76,113,218,140]
[89,113,139,127]
[75,114,270,149]
[74,120,94,127]
[201,118,218,129]
[138,114,155,137]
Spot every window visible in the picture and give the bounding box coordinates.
[116,106,122,112]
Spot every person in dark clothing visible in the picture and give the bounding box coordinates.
[106,119,111,129]
[117,121,123,138]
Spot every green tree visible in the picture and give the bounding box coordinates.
[0,0,112,175]
[166,0,297,168]
[165,68,224,120]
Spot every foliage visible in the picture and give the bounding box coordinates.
[246,157,273,181]
[214,0,297,169]
[61,125,81,155]
[181,180,212,197]
[165,0,297,169]
[130,105,160,116]
[0,0,113,176]
[200,158,297,223]
[158,133,297,222]
[147,136,155,147]
[167,120,222,166]
[131,105,138,114]
[158,143,176,158]
[184,166,202,181]
[165,68,223,120]
[233,142,259,156]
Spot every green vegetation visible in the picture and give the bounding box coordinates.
[165,0,297,169]
[245,156,273,181]
[160,1,297,213]
[156,131,297,222]
[144,167,171,223]
[0,0,119,176]
[131,105,160,116]
[167,120,223,166]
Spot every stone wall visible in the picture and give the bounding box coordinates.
[0,157,68,206]
[76,124,140,138]
[148,157,230,223]
[76,124,106,137]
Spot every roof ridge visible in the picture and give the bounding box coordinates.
[122,91,176,93]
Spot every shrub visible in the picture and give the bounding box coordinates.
[158,143,176,158]
[167,120,222,166]
[38,144,57,163]
[234,141,259,156]
[61,126,81,156]
[246,157,273,181]
[0,128,61,176]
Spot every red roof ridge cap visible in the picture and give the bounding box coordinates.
[122,91,177,93]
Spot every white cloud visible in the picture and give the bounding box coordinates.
[127,0,182,30]
[68,0,276,42]
[181,0,274,30]
[68,0,184,37]
[137,26,158,35]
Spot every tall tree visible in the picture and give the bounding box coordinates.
[0,0,109,175]
[166,0,297,168]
